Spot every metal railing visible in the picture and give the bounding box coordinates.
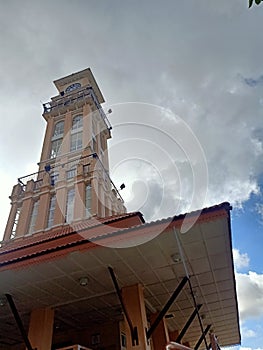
[17,153,124,202]
[42,86,112,131]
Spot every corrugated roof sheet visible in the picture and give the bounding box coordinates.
[0,203,231,268]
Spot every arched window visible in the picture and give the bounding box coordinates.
[71,115,83,152]
[53,121,64,137]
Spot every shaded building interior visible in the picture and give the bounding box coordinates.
[0,68,241,350]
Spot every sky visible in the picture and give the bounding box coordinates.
[0,0,262,349]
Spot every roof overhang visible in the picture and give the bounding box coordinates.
[0,204,241,348]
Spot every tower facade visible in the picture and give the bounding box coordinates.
[3,68,126,241]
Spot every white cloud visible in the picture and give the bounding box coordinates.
[242,327,256,339]
[236,271,263,320]
[233,249,250,271]
[255,203,263,221]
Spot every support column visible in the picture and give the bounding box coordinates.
[121,284,150,350]
[3,184,23,240]
[27,308,54,350]
[83,104,92,150]
[74,164,86,221]
[62,111,72,154]
[91,175,99,216]
[39,117,55,167]
[53,185,67,226]
[16,180,35,237]
[34,184,50,232]
[150,312,169,350]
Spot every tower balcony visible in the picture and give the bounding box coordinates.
[42,86,112,131]
[17,153,124,203]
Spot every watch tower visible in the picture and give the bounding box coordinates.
[3,68,126,241]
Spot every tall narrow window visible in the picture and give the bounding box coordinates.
[50,171,59,186]
[70,132,83,151]
[85,184,92,218]
[72,115,83,130]
[53,121,64,137]
[66,188,75,223]
[28,200,39,234]
[50,139,62,159]
[50,120,64,158]
[67,166,77,180]
[71,115,83,152]
[47,195,56,228]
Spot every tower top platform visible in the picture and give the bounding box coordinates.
[53,68,105,104]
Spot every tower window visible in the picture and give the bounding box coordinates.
[53,120,64,137]
[72,115,83,130]
[67,166,77,180]
[65,188,75,223]
[50,120,64,159]
[50,171,59,186]
[70,131,83,151]
[85,184,92,218]
[71,115,83,152]
[50,138,62,158]
[47,195,56,228]
[28,200,39,234]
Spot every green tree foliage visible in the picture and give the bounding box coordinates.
[249,0,262,8]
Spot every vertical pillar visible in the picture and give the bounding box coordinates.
[34,188,50,232]
[62,111,72,154]
[16,180,35,237]
[121,284,150,350]
[39,117,55,168]
[150,312,169,350]
[53,185,67,226]
[83,104,92,150]
[3,203,18,241]
[91,175,98,216]
[3,184,23,240]
[97,179,105,218]
[74,164,85,221]
[27,308,54,350]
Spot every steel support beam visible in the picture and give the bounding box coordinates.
[194,324,211,350]
[5,294,34,350]
[147,276,189,340]
[176,304,202,343]
[108,267,138,346]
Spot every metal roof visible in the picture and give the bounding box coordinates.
[0,203,240,349]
